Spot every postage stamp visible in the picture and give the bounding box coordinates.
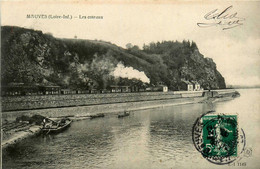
[192,111,246,165]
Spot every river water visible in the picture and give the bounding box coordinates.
[2,89,260,169]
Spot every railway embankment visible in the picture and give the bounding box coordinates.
[2,89,238,112]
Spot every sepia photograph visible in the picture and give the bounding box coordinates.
[1,1,260,168]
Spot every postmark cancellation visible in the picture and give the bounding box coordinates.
[192,111,246,165]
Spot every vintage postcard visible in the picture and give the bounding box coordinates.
[1,0,259,168]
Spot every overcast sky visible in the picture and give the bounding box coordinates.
[1,1,260,86]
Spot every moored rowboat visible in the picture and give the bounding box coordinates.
[42,118,72,134]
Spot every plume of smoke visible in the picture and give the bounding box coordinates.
[76,63,90,84]
[90,54,116,89]
[77,63,89,73]
[111,62,150,83]
[90,54,115,74]
[63,76,70,85]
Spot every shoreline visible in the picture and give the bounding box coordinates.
[2,125,42,149]
[1,90,239,149]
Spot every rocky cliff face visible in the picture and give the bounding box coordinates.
[1,26,226,90]
[179,49,226,89]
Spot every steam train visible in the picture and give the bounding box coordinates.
[1,84,168,96]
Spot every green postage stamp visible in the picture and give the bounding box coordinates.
[192,111,246,165]
[202,115,238,157]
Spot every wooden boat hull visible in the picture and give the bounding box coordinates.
[42,120,72,134]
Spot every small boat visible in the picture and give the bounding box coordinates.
[42,118,72,134]
[90,113,105,119]
[118,111,130,118]
[72,115,91,121]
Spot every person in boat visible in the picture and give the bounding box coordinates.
[43,118,46,128]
